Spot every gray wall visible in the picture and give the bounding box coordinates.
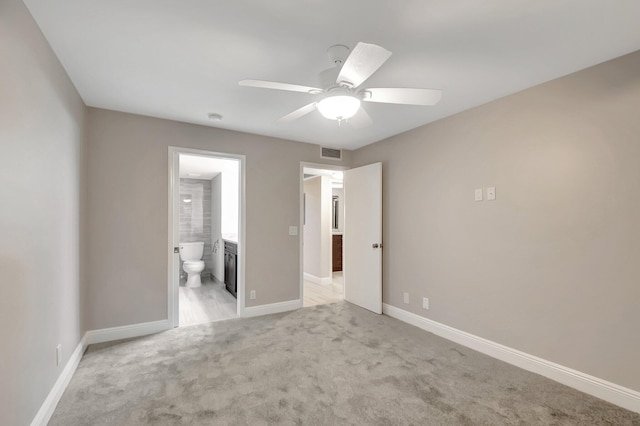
[85,108,351,329]
[352,51,640,392]
[179,178,213,277]
[0,0,87,424]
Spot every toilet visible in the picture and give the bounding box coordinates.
[179,242,205,288]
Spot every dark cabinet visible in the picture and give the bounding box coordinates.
[332,234,343,272]
[224,240,237,298]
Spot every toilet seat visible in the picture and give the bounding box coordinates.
[183,260,205,271]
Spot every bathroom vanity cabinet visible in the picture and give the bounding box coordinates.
[224,240,237,298]
[332,234,343,272]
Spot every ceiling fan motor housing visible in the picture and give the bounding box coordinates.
[319,45,352,89]
[318,67,339,89]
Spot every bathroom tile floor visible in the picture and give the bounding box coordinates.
[179,276,237,327]
[303,272,344,307]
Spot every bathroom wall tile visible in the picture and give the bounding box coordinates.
[180,178,215,276]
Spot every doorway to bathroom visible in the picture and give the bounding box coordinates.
[168,147,245,328]
[301,164,346,307]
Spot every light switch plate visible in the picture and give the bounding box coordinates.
[487,187,496,201]
[474,188,483,201]
[289,226,298,236]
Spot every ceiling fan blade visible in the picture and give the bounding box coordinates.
[336,42,392,88]
[362,88,442,106]
[239,79,322,94]
[348,107,373,129]
[278,103,317,123]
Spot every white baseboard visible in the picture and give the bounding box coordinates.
[303,272,332,285]
[243,299,302,318]
[31,319,172,425]
[85,319,172,345]
[382,303,640,414]
[30,334,88,426]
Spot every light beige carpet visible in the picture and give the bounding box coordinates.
[51,302,640,425]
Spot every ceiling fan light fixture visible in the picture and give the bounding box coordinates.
[241,42,442,128]
[317,95,361,121]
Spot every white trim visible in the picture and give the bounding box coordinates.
[237,154,246,318]
[31,335,88,426]
[303,272,333,285]
[168,148,179,328]
[383,303,640,414]
[242,299,302,318]
[84,319,171,345]
[32,318,174,425]
[168,147,246,324]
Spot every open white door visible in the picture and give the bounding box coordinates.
[344,162,382,314]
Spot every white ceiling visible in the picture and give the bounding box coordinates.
[179,154,238,180]
[304,167,343,189]
[304,167,342,179]
[24,0,640,150]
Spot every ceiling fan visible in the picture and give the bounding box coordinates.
[239,42,442,127]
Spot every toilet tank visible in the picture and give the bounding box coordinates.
[179,242,204,261]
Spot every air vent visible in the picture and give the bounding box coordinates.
[321,147,342,160]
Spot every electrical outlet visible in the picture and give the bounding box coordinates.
[403,292,409,304]
[288,226,298,236]
[56,344,61,366]
[487,187,496,201]
[423,297,429,310]
[250,290,256,300]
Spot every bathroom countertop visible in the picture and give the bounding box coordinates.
[222,233,238,243]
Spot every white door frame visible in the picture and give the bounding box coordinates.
[168,146,246,327]
[299,162,349,304]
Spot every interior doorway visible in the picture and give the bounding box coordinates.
[300,161,383,313]
[168,147,245,327]
[301,164,346,307]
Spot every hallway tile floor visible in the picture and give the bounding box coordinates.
[303,272,344,307]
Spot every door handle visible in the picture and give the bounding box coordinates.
[372,243,383,249]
